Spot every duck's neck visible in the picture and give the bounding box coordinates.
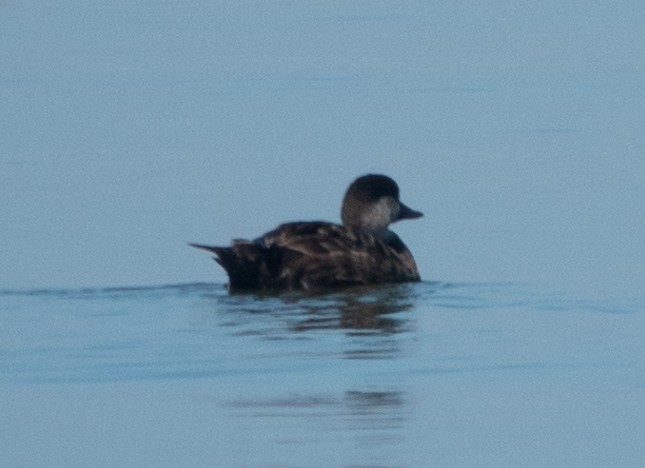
[380,230,408,253]
[344,224,407,252]
[344,222,387,238]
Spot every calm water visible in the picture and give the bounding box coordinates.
[2,1,645,466]
[2,282,643,467]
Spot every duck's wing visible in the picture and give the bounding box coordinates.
[260,222,420,289]
[191,222,419,291]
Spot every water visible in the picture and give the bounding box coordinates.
[2,282,643,467]
[2,1,644,291]
[2,1,645,465]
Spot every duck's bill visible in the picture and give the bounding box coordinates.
[398,202,423,220]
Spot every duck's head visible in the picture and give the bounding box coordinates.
[341,174,423,235]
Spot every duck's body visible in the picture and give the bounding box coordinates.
[191,174,422,292]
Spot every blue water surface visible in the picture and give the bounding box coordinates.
[1,1,644,291]
[2,1,645,466]
[1,282,643,467]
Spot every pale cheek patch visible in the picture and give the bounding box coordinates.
[360,197,398,230]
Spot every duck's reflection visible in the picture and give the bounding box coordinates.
[294,286,415,334]
[210,283,420,360]
[228,388,406,448]
[207,284,420,462]
[217,283,418,334]
[229,389,404,417]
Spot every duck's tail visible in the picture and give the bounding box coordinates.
[189,242,275,290]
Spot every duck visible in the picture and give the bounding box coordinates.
[190,174,423,292]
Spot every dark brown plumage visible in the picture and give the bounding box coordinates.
[190,174,422,292]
